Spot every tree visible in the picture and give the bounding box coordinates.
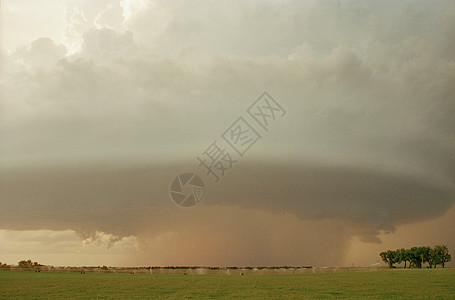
[380,250,399,268]
[398,248,411,268]
[18,260,33,268]
[420,246,432,268]
[408,247,426,268]
[428,247,438,268]
[432,245,451,268]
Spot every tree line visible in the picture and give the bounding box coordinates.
[380,245,451,268]
[18,260,43,268]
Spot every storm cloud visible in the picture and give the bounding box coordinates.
[1,0,454,266]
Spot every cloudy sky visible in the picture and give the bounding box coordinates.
[1,0,454,267]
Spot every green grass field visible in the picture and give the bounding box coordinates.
[0,268,454,299]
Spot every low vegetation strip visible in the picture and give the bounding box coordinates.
[0,268,454,299]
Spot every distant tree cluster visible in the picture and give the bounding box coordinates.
[18,260,42,268]
[380,245,451,268]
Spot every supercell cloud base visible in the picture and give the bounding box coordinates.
[0,0,454,267]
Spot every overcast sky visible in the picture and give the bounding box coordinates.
[1,0,454,267]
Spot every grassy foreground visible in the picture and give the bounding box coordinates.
[0,268,454,299]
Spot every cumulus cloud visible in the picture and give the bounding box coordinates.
[1,0,454,266]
